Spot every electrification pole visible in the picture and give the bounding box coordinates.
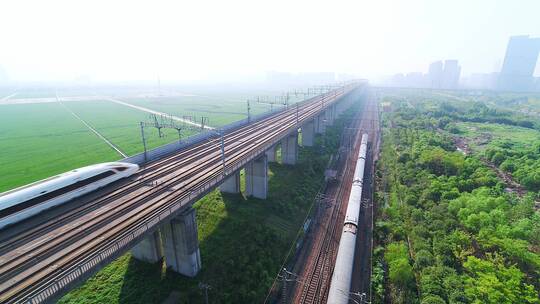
[247,100,251,122]
[140,122,148,163]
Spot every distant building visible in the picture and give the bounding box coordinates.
[380,59,461,89]
[498,35,540,92]
[428,61,443,89]
[465,72,498,89]
[441,60,461,89]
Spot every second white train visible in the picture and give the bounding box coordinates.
[327,133,368,304]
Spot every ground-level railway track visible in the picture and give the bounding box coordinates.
[0,83,363,303]
[294,101,367,304]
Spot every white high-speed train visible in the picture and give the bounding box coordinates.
[0,162,139,229]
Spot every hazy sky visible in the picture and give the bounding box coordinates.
[0,0,539,82]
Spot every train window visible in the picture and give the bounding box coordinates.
[116,167,127,172]
[0,175,61,198]
[0,170,116,219]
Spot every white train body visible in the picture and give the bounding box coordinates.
[0,162,139,229]
[327,134,368,304]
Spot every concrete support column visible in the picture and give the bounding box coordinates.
[162,208,201,277]
[282,131,298,165]
[131,231,163,263]
[325,105,335,126]
[220,171,240,193]
[336,100,344,116]
[301,120,315,147]
[316,113,326,134]
[265,144,278,163]
[245,154,268,199]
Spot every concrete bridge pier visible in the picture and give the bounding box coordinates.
[265,144,278,163]
[220,171,241,193]
[315,114,325,134]
[245,154,268,199]
[325,105,335,126]
[301,120,315,147]
[336,99,346,116]
[161,208,201,277]
[281,131,298,165]
[131,231,163,263]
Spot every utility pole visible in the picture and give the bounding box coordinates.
[247,100,251,122]
[140,121,148,163]
[281,268,288,304]
[278,268,301,304]
[139,113,209,163]
[249,94,288,114]
[198,282,211,304]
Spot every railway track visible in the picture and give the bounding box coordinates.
[0,84,363,303]
[293,98,374,304]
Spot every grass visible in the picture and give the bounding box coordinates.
[0,86,308,193]
[0,103,119,192]
[58,103,360,304]
[123,95,269,127]
[0,100,197,192]
[454,121,540,152]
[62,100,196,156]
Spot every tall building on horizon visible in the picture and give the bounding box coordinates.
[441,60,461,89]
[498,35,540,92]
[428,61,443,89]
[428,60,461,89]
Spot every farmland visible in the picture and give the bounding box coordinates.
[0,85,300,192]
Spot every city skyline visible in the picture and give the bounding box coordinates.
[498,35,540,91]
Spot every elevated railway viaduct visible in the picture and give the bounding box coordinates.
[0,82,367,303]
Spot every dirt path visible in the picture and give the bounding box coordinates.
[452,136,527,197]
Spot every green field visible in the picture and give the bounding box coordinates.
[0,102,119,192]
[0,100,199,192]
[123,91,304,127]
[0,87,302,192]
[62,100,196,156]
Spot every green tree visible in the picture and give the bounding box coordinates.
[462,255,539,304]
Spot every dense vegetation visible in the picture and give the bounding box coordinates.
[372,91,540,304]
[485,142,540,192]
[59,104,360,303]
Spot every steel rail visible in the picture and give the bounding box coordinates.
[3,88,350,302]
[0,91,327,254]
[0,84,362,303]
